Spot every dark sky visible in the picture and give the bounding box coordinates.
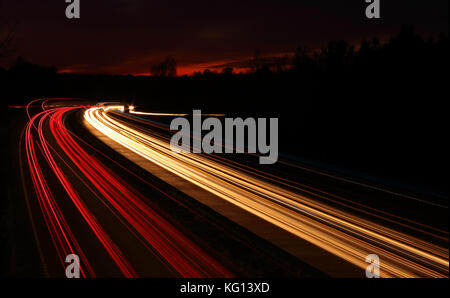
[2,0,448,75]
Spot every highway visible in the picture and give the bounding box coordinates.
[18,99,449,278]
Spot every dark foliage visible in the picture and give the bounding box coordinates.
[150,57,177,77]
[1,27,448,193]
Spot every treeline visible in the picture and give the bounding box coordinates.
[1,27,448,193]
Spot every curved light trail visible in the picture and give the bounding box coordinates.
[23,100,232,278]
[85,106,449,278]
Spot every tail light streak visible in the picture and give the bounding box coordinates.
[24,102,232,277]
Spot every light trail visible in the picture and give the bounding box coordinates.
[38,108,137,278]
[85,106,449,278]
[128,105,224,117]
[25,105,136,277]
[23,100,232,277]
[50,108,232,278]
[25,110,95,278]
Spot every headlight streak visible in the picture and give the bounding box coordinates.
[63,123,307,276]
[85,107,449,278]
[128,105,224,117]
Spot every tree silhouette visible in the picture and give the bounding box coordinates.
[150,57,177,77]
[222,67,233,75]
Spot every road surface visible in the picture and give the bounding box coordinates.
[14,99,449,278]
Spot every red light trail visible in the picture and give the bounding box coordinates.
[20,99,448,278]
[23,99,232,277]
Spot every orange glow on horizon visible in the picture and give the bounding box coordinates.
[57,58,253,77]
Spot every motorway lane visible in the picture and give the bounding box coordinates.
[19,101,324,277]
[84,106,449,278]
[23,106,177,277]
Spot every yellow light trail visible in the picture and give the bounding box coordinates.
[84,106,449,278]
[128,106,224,117]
